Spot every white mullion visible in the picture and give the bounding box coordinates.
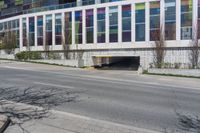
[62,12,65,46]
[176,0,181,40]
[106,6,109,44]
[83,10,86,44]
[145,2,150,42]
[132,4,135,43]
[26,17,29,50]
[72,11,75,45]
[160,0,165,36]
[43,15,46,48]
[35,16,37,47]
[94,8,97,44]
[52,14,55,46]
[118,5,122,43]
[19,18,23,51]
[193,0,198,38]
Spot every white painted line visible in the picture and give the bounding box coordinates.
[34,82,75,89]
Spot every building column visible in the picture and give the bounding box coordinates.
[160,0,165,35]
[83,9,86,45]
[72,11,75,45]
[193,0,198,37]
[106,6,109,44]
[145,2,150,43]
[26,17,29,50]
[176,0,181,41]
[118,5,122,43]
[94,8,97,44]
[52,14,55,46]
[43,15,46,49]
[19,18,23,51]
[61,12,65,45]
[35,16,37,47]
[131,3,135,43]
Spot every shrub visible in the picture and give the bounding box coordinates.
[15,51,42,60]
[174,63,182,69]
[47,52,61,59]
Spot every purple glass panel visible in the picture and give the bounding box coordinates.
[86,9,93,27]
[122,32,131,42]
[37,38,43,46]
[97,8,105,14]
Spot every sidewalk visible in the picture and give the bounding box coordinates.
[5,109,161,133]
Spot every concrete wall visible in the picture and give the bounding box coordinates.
[148,68,200,77]
[81,48,197,69]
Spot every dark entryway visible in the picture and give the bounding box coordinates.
[93,56,140,70]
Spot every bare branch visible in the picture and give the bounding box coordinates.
[0,86,80,133]
[189,24,200,69]
[152,25,166,68]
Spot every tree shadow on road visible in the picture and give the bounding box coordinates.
[176,112,200,133]
[0,86,81,133]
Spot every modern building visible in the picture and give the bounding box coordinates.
[0,0,199,69]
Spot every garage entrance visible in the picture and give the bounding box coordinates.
[93,56,140,70]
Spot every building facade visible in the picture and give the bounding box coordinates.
[0,0,199,69]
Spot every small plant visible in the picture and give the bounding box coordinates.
[15,51,42,60]
[163,62,172,69]
[174,63,182,69]
[47,52,61,60]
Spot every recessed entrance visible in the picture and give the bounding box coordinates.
[93,56,140,70]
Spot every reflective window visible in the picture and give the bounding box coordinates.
[46,15,52,45]
[109,6,118,43]
[165,0,176,40]
[82,0,95,5]
[97,8,106,43]
[0,20,19,48]
[122,5,131,42]
[0,23,3,31]
[22,18,27,47]
[29,17,35,46]
[12,20,20,48]
[55,14,62,45]
[65,12,72,45]
[135,3,145,41]
[150,1,160,41]
[37,16,43,46]
[75,11,82,44]
[86,9,94,43]
[181,0,192,40]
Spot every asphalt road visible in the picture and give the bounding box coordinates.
[0,61,200,133]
